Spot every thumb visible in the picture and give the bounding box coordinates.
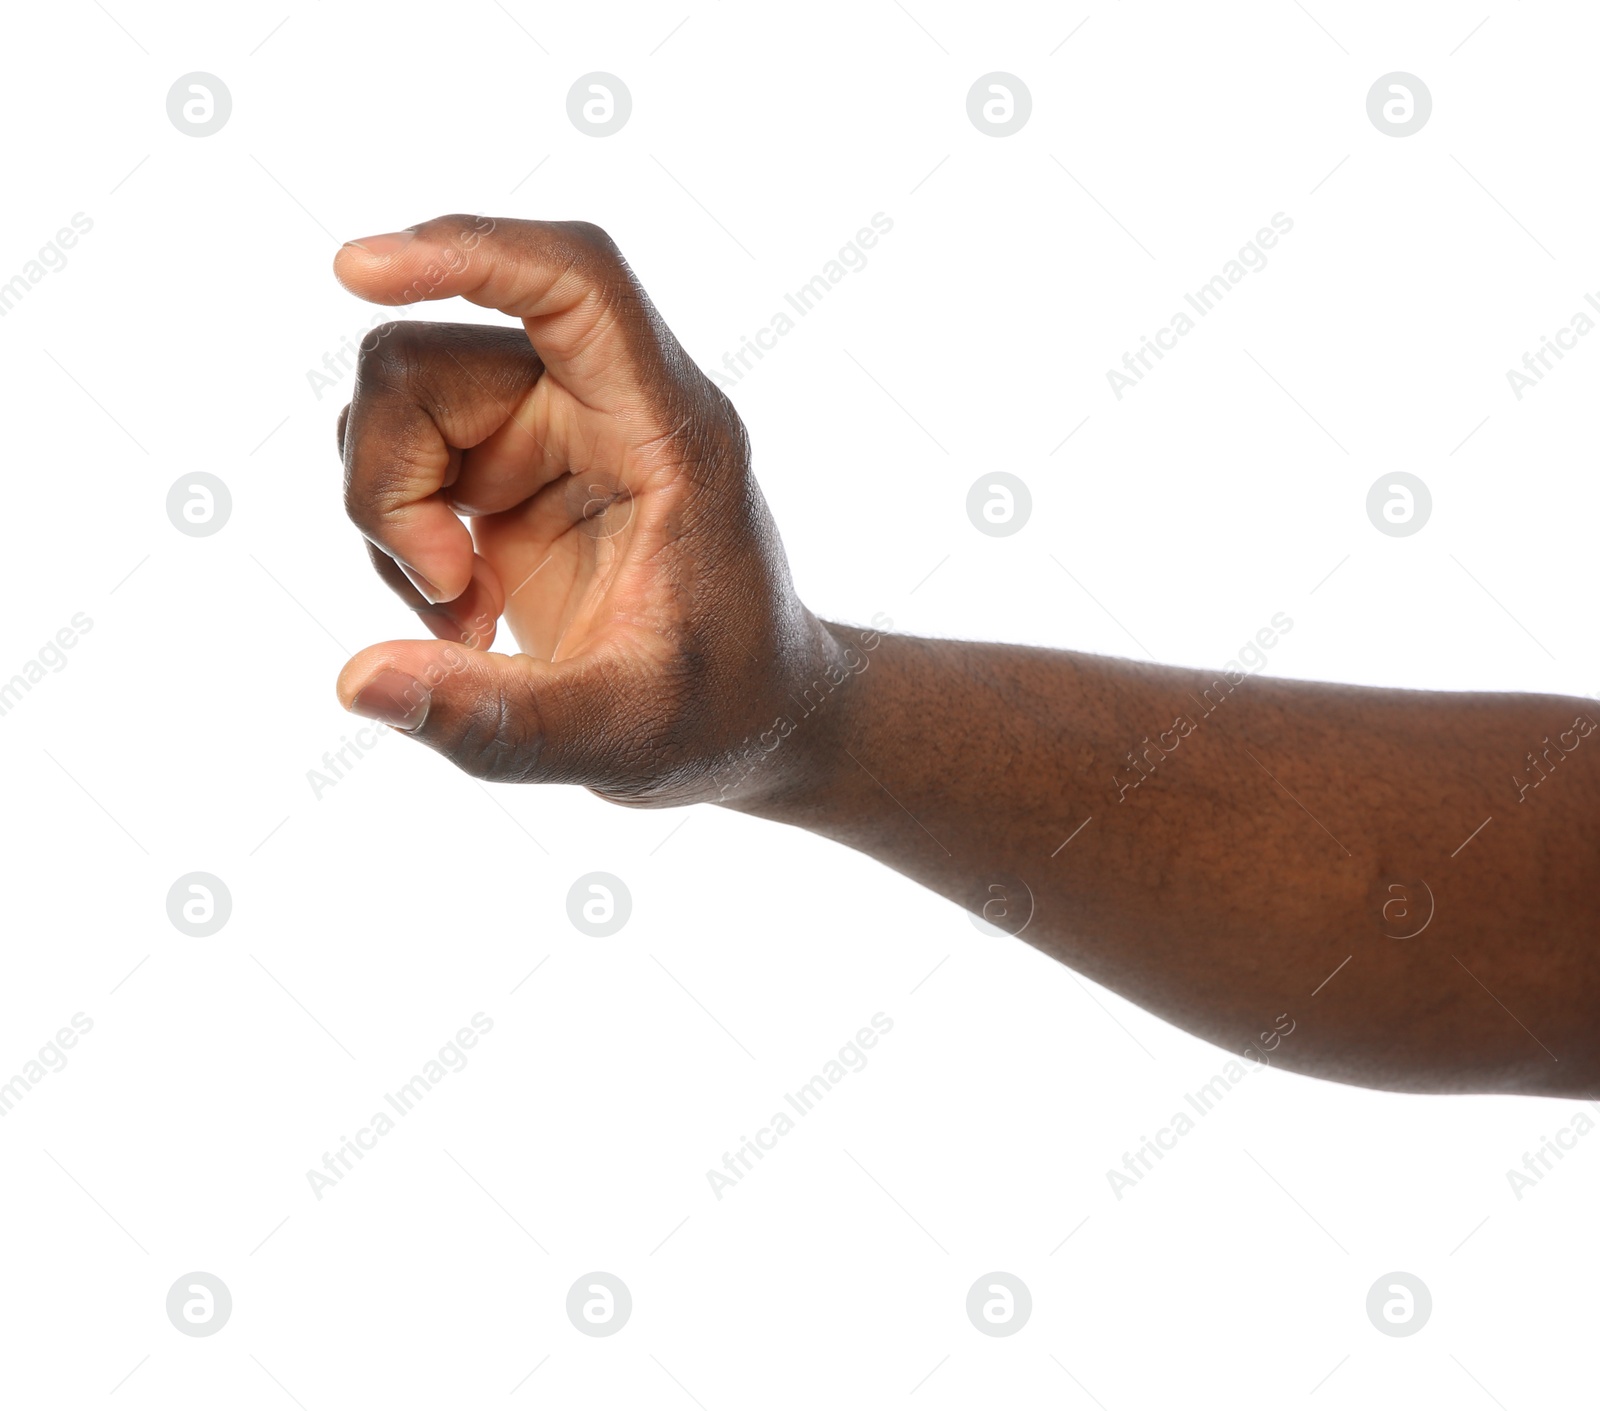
[336,639,617,786]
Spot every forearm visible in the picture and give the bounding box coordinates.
[726,620,1600,1097]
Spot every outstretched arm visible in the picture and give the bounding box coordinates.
[725,628,1600,1098]
[328,214,1600,1101]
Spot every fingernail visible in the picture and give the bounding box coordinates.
[344,229,416,256]
[349,669,430,730]
[398,560,447,605]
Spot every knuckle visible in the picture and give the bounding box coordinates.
[555,221,627,282]
[442,674,544,783]
[561,220,618,255]
[355,320,419,383]
[702,381,750,453]
[341,456,411,530]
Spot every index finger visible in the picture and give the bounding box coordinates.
[332,215,684,417]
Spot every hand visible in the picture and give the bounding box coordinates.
[332,214,840,805]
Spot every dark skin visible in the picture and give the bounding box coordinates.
[333,214,1600,1100]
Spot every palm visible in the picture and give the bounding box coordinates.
[471,379,682,666]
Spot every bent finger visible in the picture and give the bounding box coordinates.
[363,542,504,650]
[333,215,691,420]
[341,321,545,603]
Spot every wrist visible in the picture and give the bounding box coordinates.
[714,613,881,818]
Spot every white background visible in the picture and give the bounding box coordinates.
[1,1,1596,1405]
